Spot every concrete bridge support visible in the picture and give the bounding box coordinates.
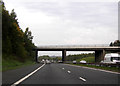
[62,50,66,63]
[35,50,38,63]
[95,49,105,63]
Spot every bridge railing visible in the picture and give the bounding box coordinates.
[37,44,110,48]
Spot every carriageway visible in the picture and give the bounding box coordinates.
[33,45,120,63]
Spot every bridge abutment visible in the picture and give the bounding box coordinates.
[95,49,105,62]
[62,50,66,63]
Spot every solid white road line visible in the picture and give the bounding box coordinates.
[64,64,120,74]
[79,77,86,82]
[67,70,71,73]
[11,64,46,86]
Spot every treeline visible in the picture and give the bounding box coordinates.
[2,1,36,62]
[110,40,120,46]
[66,53,94,61]
[38,53,94,62]
[38,55,52,60]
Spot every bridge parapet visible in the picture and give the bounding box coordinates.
[37,44,110,48]
[35,45,120,51]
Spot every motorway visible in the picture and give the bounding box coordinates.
[2,63,120,85]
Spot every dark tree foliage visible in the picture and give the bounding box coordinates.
[110,42,113,46]
[109,40,120,46]
[2,1,36,62]
[38,55,52,60]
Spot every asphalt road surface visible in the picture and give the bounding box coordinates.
[2,63,120,85]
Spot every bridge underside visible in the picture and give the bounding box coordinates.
[33,47,120,63]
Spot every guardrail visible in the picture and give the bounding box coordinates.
[65,62,120,68]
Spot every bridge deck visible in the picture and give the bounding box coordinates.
[34,46,120,51]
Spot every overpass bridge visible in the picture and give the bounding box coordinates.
[33,45,120,63]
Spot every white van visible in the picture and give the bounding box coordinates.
[101,53,120,64]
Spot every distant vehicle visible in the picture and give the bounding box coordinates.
[51,60,54,63]
[46,60,51,64]
[41,59,45,63]
[80,60,86,63]
[58,60,62,63]
[101,53,120,64]
[73,60,76,64]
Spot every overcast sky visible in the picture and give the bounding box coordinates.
[3,0,119,56]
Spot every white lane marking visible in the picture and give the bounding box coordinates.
[79,77,86,82]
[11,64,45,86]
[67,70,71,73]
[64,64,120,74]
[62,68,65,70]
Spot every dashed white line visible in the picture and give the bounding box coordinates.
[67,70,71,73]
[79,77,86,82]
[62,68,65,70]
[11,64,45,86]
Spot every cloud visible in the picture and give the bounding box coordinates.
[4,0,118,46]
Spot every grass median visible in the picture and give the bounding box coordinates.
[68,63,120,73]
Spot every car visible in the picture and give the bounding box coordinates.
[41,59,45,63]
[73,60,76,64]
[46,60,51,64]
[58,60,63,63]
[80,60,86,63]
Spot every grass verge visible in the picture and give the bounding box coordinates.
[2,58,36,72]
[68,63,120,73]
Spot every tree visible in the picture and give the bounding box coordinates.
[2,1,35,62]
[114,40,120,46]
[109,40,120,46]
[10,9,18,23]
[24,27,35,57]
[110,42,113,46]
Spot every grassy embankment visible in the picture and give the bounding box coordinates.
[70,57,120,73]
[2,55,36,71]
[76,57,95,63]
